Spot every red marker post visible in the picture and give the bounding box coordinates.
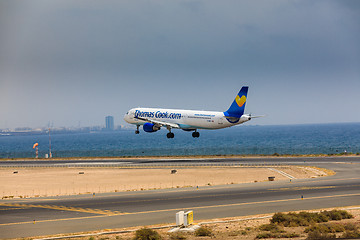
[33,143,39,158]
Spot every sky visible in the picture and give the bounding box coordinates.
[0,0,359,129]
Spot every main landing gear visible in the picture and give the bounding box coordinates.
[135,125,140,134]
[166,126,174,139]
[192,131,200,138]
[166,132,175,138]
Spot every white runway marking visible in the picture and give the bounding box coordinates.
[268,168,296,179]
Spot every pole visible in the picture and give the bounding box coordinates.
[49,128,52,158]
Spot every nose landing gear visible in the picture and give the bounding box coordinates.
[135,125,140,134]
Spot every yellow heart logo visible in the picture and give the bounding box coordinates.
[235,95,246,107]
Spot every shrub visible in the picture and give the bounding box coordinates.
[306,230,336,239]
[323,210,342,221]
[271,210,353,227]
[280,232,300,238]
[133,227,162,240]
[322,210,353,221]
[344,223,359,231]
[168,232,187,240]
[240,230,248,235]
[305,224,328,234]
[327,223,346,232]
[341,230,360,239]
[298,211,328,224]
[256,231,299,239]
[271,212,324,227]
[271,212,289,226]
[256,232,273,239]
[338,210,353,219]
[194,226,212,237]
[258,223,285,233]
[305,223,345,234]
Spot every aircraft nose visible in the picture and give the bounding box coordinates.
[124,112,129,121]
[124,111,132,123]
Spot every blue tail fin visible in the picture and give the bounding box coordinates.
[224,87,248,118]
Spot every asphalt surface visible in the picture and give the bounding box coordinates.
[0,156,359,239]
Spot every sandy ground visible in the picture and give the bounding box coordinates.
[0,166,331,198]
[129,207,360,240]
[152,207,360,240]
[23,207,360,240]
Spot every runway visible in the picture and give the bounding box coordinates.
[0,157,359,239]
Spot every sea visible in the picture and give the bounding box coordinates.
[1,123,360,159]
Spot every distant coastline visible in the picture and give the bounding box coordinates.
[1,122,359,136]
[1,123,360,159]
[0,128,128,137]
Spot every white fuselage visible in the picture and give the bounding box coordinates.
[124,107,250,130]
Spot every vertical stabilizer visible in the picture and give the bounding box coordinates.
[224,86,248,117]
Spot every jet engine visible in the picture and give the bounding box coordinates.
[143,123,160,133]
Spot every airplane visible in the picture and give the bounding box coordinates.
[124,86,260,138]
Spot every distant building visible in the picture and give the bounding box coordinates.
[105,116,114,131]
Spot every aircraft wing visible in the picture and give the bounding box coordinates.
[135,117,180,129]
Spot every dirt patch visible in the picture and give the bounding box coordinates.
[0,166,332,198]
